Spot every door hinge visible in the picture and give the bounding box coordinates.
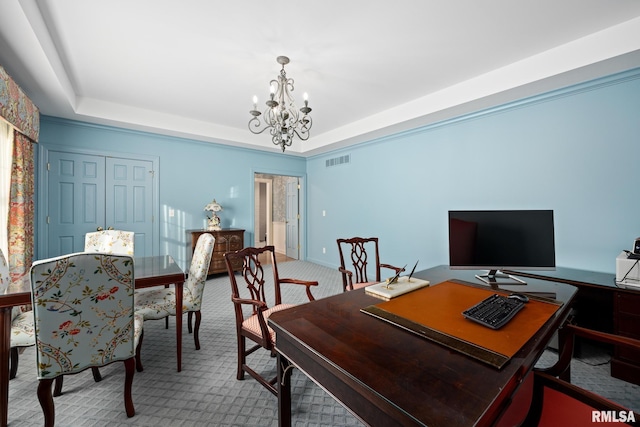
[297,213,300,220]
[297,183,300,190]
[47,162,50,171]
[46,216,50,224]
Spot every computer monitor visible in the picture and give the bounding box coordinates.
[448,210,556,284]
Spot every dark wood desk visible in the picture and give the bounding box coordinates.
[504,267,640,385]
[133,255,185,372]
[504,267,619,333]
[269,265,578,427]
[0,255,184,427]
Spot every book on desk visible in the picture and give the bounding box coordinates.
[365,276,430,300]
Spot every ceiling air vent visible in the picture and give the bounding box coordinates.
[325,154,350,168]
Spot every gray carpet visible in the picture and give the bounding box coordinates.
[7,261,640,426]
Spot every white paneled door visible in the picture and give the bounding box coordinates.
[45,150,156,258]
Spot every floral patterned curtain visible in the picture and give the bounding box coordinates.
[0,66,39,142]
[0,64,39,291]
[8,132,34,289]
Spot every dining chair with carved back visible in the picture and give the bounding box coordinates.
[495,322,640,426]
[224,245,318,395]
[336,237,405,291]
[520,323,640,426]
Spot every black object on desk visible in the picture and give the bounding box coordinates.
[463,293,526,329]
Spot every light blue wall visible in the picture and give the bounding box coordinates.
[38,68,640,275]
[306,68,640,274]
[38,118,306,270]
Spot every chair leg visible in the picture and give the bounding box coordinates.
[123,358,136,418]
[9,347,18,379]
[237,336,245,380]
[51,367,100,398]
[188,311,193,334]
[37,378,55,427]
[136,330,144,372]
[92,367,102,382]
[53,376,63,397]
[193,311,201,350]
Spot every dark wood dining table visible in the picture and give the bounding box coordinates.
[0,271,29,427]
[0,254,185,427]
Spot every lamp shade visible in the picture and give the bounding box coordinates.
[204,199,223,212]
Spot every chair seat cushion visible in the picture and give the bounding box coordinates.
[11,310,35,347]
[133,313,144,347]
[242,304,295,344]
[134,287,181,320]
[352,281,374,290]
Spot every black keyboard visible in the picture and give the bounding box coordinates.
[462,294,526,329]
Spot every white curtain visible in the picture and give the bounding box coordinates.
[0,118,14,259]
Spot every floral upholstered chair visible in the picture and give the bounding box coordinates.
[0,248,35,380]
[135,233,214,351]
[30,252,143,426]
[85,229,135,256]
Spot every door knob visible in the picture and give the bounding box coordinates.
[97,227,103,231]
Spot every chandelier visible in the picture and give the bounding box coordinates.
[248,56,312,152]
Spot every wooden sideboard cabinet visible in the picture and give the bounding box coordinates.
[189,229,244,275]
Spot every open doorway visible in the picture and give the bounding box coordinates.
[254,177,272,248]
[254,173,299,262]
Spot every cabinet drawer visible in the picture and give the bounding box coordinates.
[617,292,640,315]
[617,313,640,337]
[210,257,226,273]
[618,345,640,363]
[228,236,243,251]
[214,240,229,253]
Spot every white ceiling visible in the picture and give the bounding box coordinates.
[1,0,640,156]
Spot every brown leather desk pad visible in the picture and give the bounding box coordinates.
[361,280,562,369]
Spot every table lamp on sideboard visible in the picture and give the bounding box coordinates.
[204,199,223,230]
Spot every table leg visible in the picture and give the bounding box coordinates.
[277,353,292,427]
[175,281,183,372]
[1,307,12,427]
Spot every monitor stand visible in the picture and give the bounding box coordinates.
[475,270,527,285]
